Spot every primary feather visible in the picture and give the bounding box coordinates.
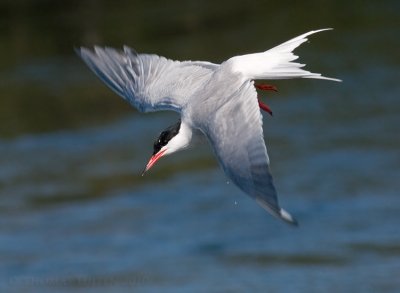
[77,46,214,112]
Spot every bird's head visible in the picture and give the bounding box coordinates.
[142,120,191,175]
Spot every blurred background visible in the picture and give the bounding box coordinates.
[1,0,399,292]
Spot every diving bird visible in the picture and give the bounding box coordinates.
[77,29,340,225]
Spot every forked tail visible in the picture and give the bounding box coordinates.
[229,28,341,82]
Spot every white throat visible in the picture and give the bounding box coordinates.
[163,122,192,155]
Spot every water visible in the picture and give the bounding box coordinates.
[1,0,400,292]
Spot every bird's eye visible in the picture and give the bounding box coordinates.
[159,132,169,145]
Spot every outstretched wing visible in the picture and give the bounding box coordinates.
[202,81,297,225]
[77,46,214,113]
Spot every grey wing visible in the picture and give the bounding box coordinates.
[77,46,214,113]
[202,81,297,225]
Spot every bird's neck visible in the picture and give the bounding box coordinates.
[177,122,193,149]
[165,121,193,155]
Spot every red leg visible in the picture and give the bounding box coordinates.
[255,84,278,92]
[255,83,276,116]
[258,100,273,116]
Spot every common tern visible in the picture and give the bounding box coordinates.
[77,28,340,225]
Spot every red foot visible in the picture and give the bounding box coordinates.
[255,84,278,92]
[258,100,273,116]
[255,83,276,116]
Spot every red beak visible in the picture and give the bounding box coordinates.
[142,149,167,176]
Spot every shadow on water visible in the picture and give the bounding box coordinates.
[1,0,400,292]
[219,253,349,267]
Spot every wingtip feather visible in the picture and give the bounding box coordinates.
[255,198,299,226]
[280,208,299,227]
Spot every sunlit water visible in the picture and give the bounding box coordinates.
[1,1,400,292]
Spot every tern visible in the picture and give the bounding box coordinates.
[77,29,340,226]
